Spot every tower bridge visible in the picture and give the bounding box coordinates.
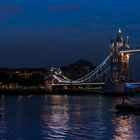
[47,29,140,94]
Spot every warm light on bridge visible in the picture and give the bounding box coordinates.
[120,49,140,55]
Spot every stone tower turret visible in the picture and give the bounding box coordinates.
[110,29,130,82]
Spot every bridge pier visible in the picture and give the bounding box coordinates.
[104,83,125,93]
[103,29,135,95]
[104,82,136,96]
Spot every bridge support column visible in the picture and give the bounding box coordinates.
[104,29,132,95]
[110,29,130,83]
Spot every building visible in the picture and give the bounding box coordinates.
[110,29,130,82]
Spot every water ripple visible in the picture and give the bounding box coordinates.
[0,95,140,139]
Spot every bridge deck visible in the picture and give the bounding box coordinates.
[52,83,105,86]
[120,49,140,55]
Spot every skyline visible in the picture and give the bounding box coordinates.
[0,0,140,80]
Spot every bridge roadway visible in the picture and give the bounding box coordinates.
[52,82,105,86]
[49,82,140,94]
[125,82,140,88]
[52,82,140,87]
[126,82,140,84]
[120,49,140,55]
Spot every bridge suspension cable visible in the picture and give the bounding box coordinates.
[73,55,110,83]
[52,55,110,83]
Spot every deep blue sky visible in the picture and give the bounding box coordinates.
[0,0,140,76]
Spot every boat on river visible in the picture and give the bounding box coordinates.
[115,97,140,113]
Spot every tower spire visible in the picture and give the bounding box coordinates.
[116,28,123,46]
[118,28,121,33]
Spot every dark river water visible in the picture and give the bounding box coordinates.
[0,94,140,140]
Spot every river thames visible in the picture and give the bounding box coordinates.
[0,94,140,140]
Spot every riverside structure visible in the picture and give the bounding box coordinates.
[47,29,140,94]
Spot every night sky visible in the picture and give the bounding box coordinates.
[0,0,140,79]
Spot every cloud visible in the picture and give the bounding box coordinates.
[0,4,23,15]
[49,3,83,12]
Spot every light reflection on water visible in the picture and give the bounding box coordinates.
[113,115,137,140]
[0,95,140,140]
[41,95,70,139]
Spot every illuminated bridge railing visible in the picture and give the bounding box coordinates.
[52,55,110,84]
[125,83,140,89]
[120,49,140,55]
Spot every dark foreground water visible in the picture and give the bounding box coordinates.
[0,95,140,140]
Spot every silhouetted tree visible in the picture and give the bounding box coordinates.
[0,72,10,85]
[11,73,21,84]
[27,73,45,87]
[61,59,95,80]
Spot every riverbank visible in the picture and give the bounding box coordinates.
[0,88,137,96]
[0,88,50,95]
[0,89,102,96]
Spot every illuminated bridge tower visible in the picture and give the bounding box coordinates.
[110,29,130,83]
